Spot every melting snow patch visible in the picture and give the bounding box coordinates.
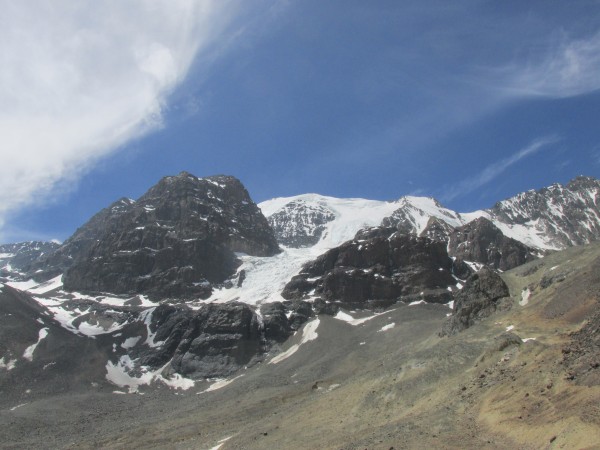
[0,356,17,371]
[26,275,63,295]
[523,337,537,343]
[334,309,394,325]
[359,342,366,345]
[141,308,165,348]
[505,325,515,332]
[379,323,395,332]
[550,265,559,271]
[520,288,531,306]
[201,374,245,393]
[105,355,195,393]
[121,336,141,349]
[209,436,233,450]
[408,300,427,306]
[9,403,27,411]
[446,300,454,309]
[23,328,49,361]
[269,318,320,364]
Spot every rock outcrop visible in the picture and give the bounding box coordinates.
[441,267,511,336]
[282,227,455,308]
[137,303,263,379]
[62,172,280,300]
[447,217,537,271]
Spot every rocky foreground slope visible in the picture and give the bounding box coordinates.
[1,241,599,449]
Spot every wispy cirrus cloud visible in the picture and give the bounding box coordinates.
[497,31,600,98]
[441,136,561,202]
[0,0,245,236]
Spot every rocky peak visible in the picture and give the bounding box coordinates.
[61,173,279,300]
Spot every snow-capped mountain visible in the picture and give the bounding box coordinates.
[484,176,600,249]
[261,176,600,252]
[2,173,600,398]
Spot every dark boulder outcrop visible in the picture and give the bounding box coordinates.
[137,302,263,378]
[448,217,537,271]
[62,172,280,300]
[441,267,511,336]
[260,302,293,342]
[282,227,455,309]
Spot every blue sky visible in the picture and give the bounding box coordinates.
[2,0,600,243]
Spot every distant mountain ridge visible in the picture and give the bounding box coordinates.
[261,176,600,252]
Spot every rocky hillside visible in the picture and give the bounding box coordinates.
[2,242,599,449]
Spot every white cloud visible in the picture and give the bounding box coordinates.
[442,136,560,201]
[499,31,600,98]
[0,0,243,233]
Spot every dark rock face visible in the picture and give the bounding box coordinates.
[282,227,455,308]
[447,217,537,271]
[267,199,336,247]
[62,172,280,300]
[0,241,60,281]
[441,267,511,336]
[138,303,263,378]
[24,198,136,282]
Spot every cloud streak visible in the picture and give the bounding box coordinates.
[0,0,243,234]
[442,136,561,202]
[498,31,600,98]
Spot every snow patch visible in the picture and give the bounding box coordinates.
[0,356,17,371]
[379,323,395,332]
[269,318,320,364]
[121,336,141,349]
[209,436,233,450]
[201,374,244,393]
[9,403,27,411]
[333,310,390,326]
[23,328,49,361]
[505,325,515,332]
[408,300,427,306]
[105,355,195,393]
[520,288,531,306]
